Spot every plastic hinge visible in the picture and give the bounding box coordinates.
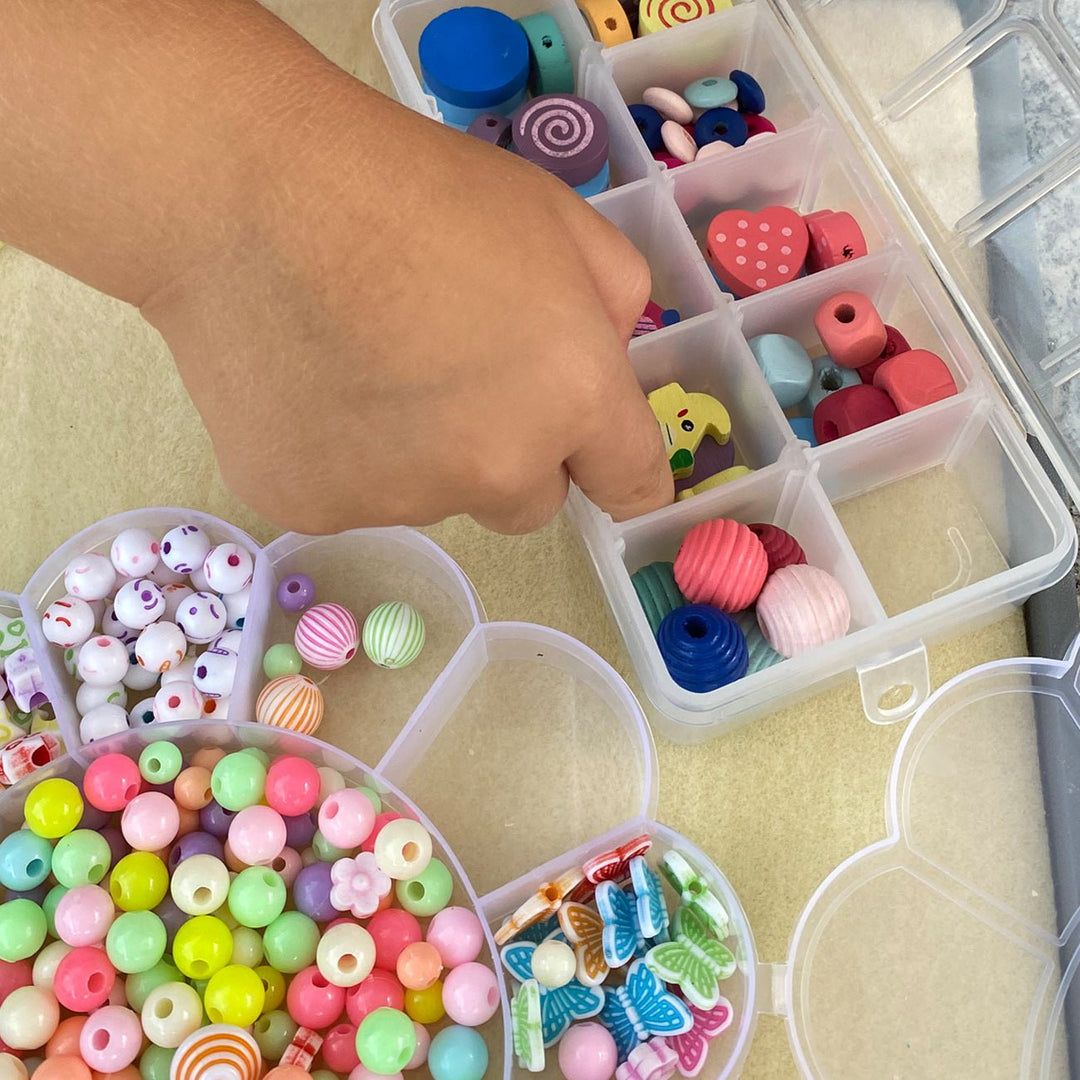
[856,640,930,725]
[754,962,789,1018]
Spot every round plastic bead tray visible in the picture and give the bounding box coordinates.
[372,0,1080,742]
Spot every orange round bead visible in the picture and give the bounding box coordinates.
[174,766,213,810]
[46,1016,86,1057]
[191,747,227,771]
[35,1058,91,1080]
[396,941,443,991]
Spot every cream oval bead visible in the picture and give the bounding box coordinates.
[32,941,72,991]
[373,819,433,880]
[0,1053,28,1080]
[170,854,231,916]
[0,985,59,1049]
[316,922,376,987]
[141,981,204,1048]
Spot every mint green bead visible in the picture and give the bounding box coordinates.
[253,1010,298,1062]
[231,926,264,967]
[124,959,182,1011]
[357,1008,417,1074]
[106,910,167,973]
[139,741,183,784]
[312,830,349,862]
[0,898,46,961]
[51,829,111,888]
[262,911,319,974]
[140,1044,176,1080]
[356,786,382,813]
[42,884,67,938]
[192,977,210,998]
[210,752,267,811]
[241,747,271,767]
[428,1024,489,1080]
[262,643,302,679]
[228,867,287,929]
[396,857,454,917]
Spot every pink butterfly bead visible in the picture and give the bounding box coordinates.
[669,999,733,1078]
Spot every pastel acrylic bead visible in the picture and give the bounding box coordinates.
[516,12,573,96]
[229,805,287,866]
[362,601,426,670]
[805,354,861,412]
[109,851,168,911]
[673,518,768,612]
[0,900,47,963]
[873,349,957,412]
[628,104,664,153]
[804,209,868,275]
[512,94,609,189]
[277,573,316,613]
[288,966,347,1029]
[171,854,230,915]
[253,1011,298,1063]
[642,87,692,124]
[263,911,320,974]
[631,562,685,636]
[347,970,406,1026]
[812,384,899,443]
[465,113,513,148]
[53,946,115,1011]
[396,941,442,991]
[266,756,320,817]
[756,564,851,658]
[0,831,52,892]
[395,858,453,918]
[356,1008,417,1075]
[295,862,337,922]
[295,603,360,671]
[369,909,422,971]
[660,120,696,163]
[174,767,213,810]
[442,962,499,1026]
[263,642,303,680]
[202,543,254,594]
[121,792,179,851]
[317,923,376,988]
[428,1025,488,1080]
[211,750,266,811]
[814,291,887,369]
[746,523,806,575]
[858,324,910,384]
[0,985,58,1049]
[747,333,814,409]
[706,207,808,298]
[77,635,130,686]
[404,982,445,1026]
[425,907,484,969]
[24,778,83,839]
[322,1022,361,1074]
[172,915,233,980]
[141,981,203,1047]
[64,553,116,602]
[41,596,97,649]
[53,885,113,947]
[104,910,166,973]
[638,0,730,35]
[32,939,71,991]
[0,1055,27,1080]
[204,965,266,1028]
[256,674,324,735]
[171,1025,262,1080]
[684,76,737,109]
[558,1022,618,1080]
[159,524,211,575]
[578,0,633,46]
[374,819,432,880]
[531,939,576,988]
[135,621,186,673]
[657,604,748,692]
[318,789,377,852]
[692,107,746,149]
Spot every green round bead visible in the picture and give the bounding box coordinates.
[124,959,182,1011]
[253,1010,298,1062]
[262,911,319,974]
[0,899,46,961]
[356,1008,417,1074]
[262,643,303,679]
[228,867,287,929]
[241,746,271,767]
[42,884,67,938]
[210,752,267,811]
[356,786,382,814]
[139,1044,176,1080]
[312,830,349,863]
[51,829,112,888]
[139,741,183,784]
[395,857,454,917]
[231,926,264,967]
[106,909,167,974]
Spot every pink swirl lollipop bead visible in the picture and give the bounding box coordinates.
[673,519,768,613]
[755,564,850,658]
[295,603,360,671]
[511,94,609,188]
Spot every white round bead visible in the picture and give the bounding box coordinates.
[175,592,227,645]
[128,697,157,727]
[112,578,167,631]
[63,553,116,602]
[153,681,205,723]
[188,565,211,592]
[136,621,187,674]
[79,703,130,742]
[146,560,187,587]
[202,544,253,595]
[101,603,129,640]
[110,528,160,577]
[41,596,97,649]
[75,680,127,715]
[211,629,243,653]
[192,648,237,699]
[77,635,130,686]
[531,940,576,988]
[0,986,58,1050]
[201,694,229,720]
[160,656,196,686]
[161,584,195,621]
[373,819,433,880]
[122,652,161,691]
[317,922,376,987]
[223,585,251,630]
[160,524,212,576]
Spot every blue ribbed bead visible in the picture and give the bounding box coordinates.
[657,604,748,693]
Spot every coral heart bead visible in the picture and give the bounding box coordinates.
[705,206,808,297]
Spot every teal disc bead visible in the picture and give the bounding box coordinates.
[362,601,425,669]
[683,75,738,110]
[356,1008,417,1074]
[51,829,112,888]
[312,831,350,863]
[231,926,264,967]
[228,867,287,929]
[0,830,53,891]
[125,959,183,1011]
[429,1025,490,1080]
[263,911,319,974]
[139,1043,176,1080]
[210,751,267,811]
[396,857,454,917]
[734,609,784,674]
[253,1010,298,1062]
[0,898,47,961]
[139,741,183,784]
[631,561,686,636]
[106,909,167,974]
[42,884,67,938]
[263,643,303,679]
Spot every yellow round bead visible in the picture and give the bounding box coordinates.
[109,852,169,911]
[23,779,83,839]
[255,965,286,1014]
[405,980,446,1025]
[204,964,266,1027]
[172,915,233,980]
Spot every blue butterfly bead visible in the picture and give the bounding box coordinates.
[598,958,693,1062]
[596,880,648,967]
[630,856,670,942]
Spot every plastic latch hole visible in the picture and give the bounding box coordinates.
[834,303,855,323]
[877,683,917,715]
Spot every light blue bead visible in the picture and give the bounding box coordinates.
[788,417,817,446]
[805,355,860,412]
[747,334,814,409]
[575,160,610,199]
[0,831,52,892]
[734,609,784,674]
[684,76,738,110]
[423,79,528,131]
[708,264,737,298]
[428,1025,490,1080]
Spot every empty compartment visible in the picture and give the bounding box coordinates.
[818,394,1075,621]
[377,623,656,895]
[591,181,723,322]
[606,2,819,134]
[253,529,481,767]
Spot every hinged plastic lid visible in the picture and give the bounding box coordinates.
[773,0,1080,510]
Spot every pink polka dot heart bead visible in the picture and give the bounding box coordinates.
[295,602,361,670]
[755,564,850,658]
[673,519,768,613]
[706,206,808,298]
[171,1023,262,1080]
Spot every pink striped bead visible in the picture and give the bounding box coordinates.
[294,603,360,671]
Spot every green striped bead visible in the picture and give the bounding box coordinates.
[734,608,783,674]
[631,561,685,635]
[362,601,425,670]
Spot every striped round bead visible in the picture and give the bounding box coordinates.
[362,601,426,670]
[256,675,324,735]
[171,1024,261,1080]
[294,603,360,671]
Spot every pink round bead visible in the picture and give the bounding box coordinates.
[367,909,422,971]
[120,792,180,852]
[228,805,287,866]
[674,518,768,613]
[318,789,376,850]
[265,756,321,817]
[425,907,484,969]
[345,970,405,1027]
[441,962,500,1026]
[351,1068,402,1080]
[54,947,115,1013]
[558,1022,618,1080]
[54,886,114,948]
[755,563,851,658]
[286,965,346,1030]
[294,603,360,671]
[269,846,304,888]
[79,1005,141,1073]
[406,1024,430,1071]
[83,755,142,813]
[0,959,32,999]
[321,1022,360,1074]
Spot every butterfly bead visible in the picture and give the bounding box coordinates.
[644,906,735,1010]
[630,856,670,942]
[511,979,545,1072]
[558,902,609,986]
[495,867,587,946]
[659,851,730,938]
[668,998,733,1077]
[599,959,692,1062]
[584,834,652,886]
[596,881,649,967]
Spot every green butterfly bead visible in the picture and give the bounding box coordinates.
[644,905,736,1009]
[511,978,544,1072]
[659,850,730,938]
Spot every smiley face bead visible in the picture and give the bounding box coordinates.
[153,682,205,723]
[41,596,97,649]
[110,528,161,577]
[77,636,130,687]
[112,578,166,631]
[135,622,187,674]
[176,592,228,645]
[203,544,254,594]
[63,553,116,602]
[193,648,238,699]
[160,524,212,575]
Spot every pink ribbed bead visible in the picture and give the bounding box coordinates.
[673,519,768,613]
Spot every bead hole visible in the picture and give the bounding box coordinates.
[711,123,728,136]
[227,554,240,567]
[154,999,173,1019]
[207,1007,223,1023]
[88,973,105,993]
[543,885,560,902]
[263,871,277,887]
[32,746,52,766]
[541,34,553,47]
[272,857,287,872]
[403,842,420,862]
[340,953,357,973]
[26,859,42,875]
[834,303,856,323]
[194,886,212,905]
[486,118,497,126]
[703,78,716,85]
[604,16,617,28]
[92,1030,110,1051]
[820,371,842,392]
[407,881,425,900]
[192,960,209,976]
[684,615,709,639]
[287,581,300,593]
